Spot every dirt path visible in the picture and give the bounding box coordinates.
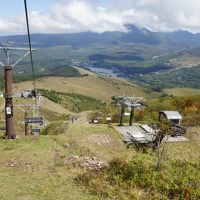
[72,111,91,124]
[39,96,91,124]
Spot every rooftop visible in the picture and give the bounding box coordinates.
[160,111,182,120]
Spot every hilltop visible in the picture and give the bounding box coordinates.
[13,72,149,102]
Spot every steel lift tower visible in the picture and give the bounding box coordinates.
[0,43,35,139]
[112,96,144,127]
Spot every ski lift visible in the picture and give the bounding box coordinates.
[31,128,41,135]
[22,0,44,136]
[21,89,37,98]
[0,1,45,139]
[24,116,44,125]
[106,114,112,121]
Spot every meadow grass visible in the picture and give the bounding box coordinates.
[163,88,200,97]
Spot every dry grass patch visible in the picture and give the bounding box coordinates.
[163,88,200,97]
[14,75,146,102]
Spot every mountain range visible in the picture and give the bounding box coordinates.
[1,24,200,48]
[1,24,200,91]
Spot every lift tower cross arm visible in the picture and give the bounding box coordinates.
[0,44,35,139]
[112,96,144,127]
[0,61,4,66]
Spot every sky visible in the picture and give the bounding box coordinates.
[1,0,200,35]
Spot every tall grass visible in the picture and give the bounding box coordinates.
[38,89,105,113]
[77,154,200,200]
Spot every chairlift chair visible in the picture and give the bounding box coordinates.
[24,116,44,125]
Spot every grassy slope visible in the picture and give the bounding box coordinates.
[165,131,200,162]
[0,74,200,199]
[0,135,95,200]
[163,87,200,96]
[1,73,146,135]
[0,124,131,200]
[0,122,199,200]
[14,74,147,102]
[40,96,73,115]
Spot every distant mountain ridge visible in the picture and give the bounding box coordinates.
[1,24,200,48]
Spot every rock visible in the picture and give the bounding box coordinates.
[80,156,109,170]
[63,155,80,165]
[87,134,112,146]
[63,155,109,170]
[72,155,80,160]
[63,143,70,148]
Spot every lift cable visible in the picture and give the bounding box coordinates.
[23,0,44,135]
[24,0,36,90]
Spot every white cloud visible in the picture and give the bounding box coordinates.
[1,0,200,35]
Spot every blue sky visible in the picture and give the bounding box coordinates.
[0,0,54,16]
[0,0,109,17]
[0,0,200,35]
[0,0,49,17]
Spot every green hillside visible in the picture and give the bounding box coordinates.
[163,88,200,96]
[132,65,200,90]
[0,74,200,200]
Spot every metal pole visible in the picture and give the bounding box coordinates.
[0,45,36,140]
[25,111,29,136]
[119,106,125,126]
[158,112,161,122]
[4,65,16,139]
[129,106,134,126]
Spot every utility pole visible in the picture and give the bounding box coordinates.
[119,106,125,126]
[129,106,134,126]
[4,65,14,138]
[24,111,29,136]
[0,43,35,139]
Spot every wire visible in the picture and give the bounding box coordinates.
[24,0,36,90]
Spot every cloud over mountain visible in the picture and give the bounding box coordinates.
[1,0,200,35]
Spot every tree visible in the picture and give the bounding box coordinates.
[152,120,172,169]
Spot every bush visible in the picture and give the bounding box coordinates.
[38,89,104,113]
[41,121,68,135]
[77,154,200,200]
[38,89,62,103]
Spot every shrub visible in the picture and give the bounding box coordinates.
[39,89,62,103]
[77,154,200,200]
[41,121,68,135]
[38,89,104,113]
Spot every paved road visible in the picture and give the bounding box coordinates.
[152,48,187,60]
